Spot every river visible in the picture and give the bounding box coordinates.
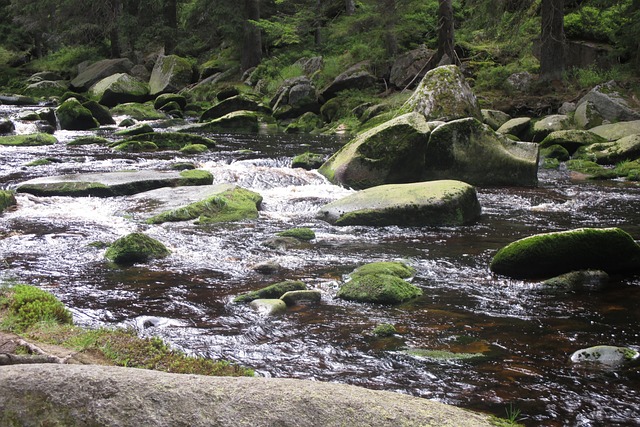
[1,104,639,426]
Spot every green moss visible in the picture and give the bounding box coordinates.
[147,187,262,224]
[112,141,158,152]
[56,98,99,130]
[114,123,154,137]
[277,227,316,241]
[490,227,640,279]
[0,190,17,212]
[123,132,216,150]
[540,144,570,161]
[17,182,112,197]
[565,159,617,179]
[337,273,422,305]
[351,261,415,279]
[541,158,560,169]
[104,233,171,265]
[0,284,72,332]
[178,169,214,185]
[0,133,57,146]
[234,280,307,303]
[110,102,167,120]
[400,348,485,361]
[291,152,325,170]
[67,136,109,146]
[179,144,209,154]
[372,323,397,337]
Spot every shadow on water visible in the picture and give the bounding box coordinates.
[1,111,639,426]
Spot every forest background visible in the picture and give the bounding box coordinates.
[0,0,639,118]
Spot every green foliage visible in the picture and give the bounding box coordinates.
[277,227,316,241]
[28,45,102,74]
[564,3,629,43]
[565,64,629,90]
[372,323,397,337]
[0,284,72,332]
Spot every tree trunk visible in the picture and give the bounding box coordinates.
[241,0,262,71]
[109,0,122,58]
[540,0,565,81]
[315,0,322,46]
[345,0,355,15]
[380,0,397,56]
[164,0,178,54]
[436,0,455,65]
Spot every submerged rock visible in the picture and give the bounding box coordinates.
[318,180,481,227]
[0,133,57,147]
[541,270,609,292]
[570,345,639,367]
[234,280,307,303]
[318,112,431,189]
[105,232,170,265]
[425,118,538,187]
[17,170,212,197]
[490,227,640,279]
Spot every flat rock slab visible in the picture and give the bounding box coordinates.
[128,183,237,217]
[16,170,213,197]
[0,364,494,427]
[317,180,481,226]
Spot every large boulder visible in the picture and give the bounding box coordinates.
[318,112,431,189]
[575,81,640,126]
[319,61,378,101]
[23,80,67,98]
[270,76,319,120]
[481,109,511,131]
[317,180,481,227]
[0,133,57,146]
[70,58,134,92]
[0,119,15,134]
[589,120,640,141]
[0,364,494,427]
[149,55,195,95]
[56,98,99,130]
[424,118,539,187]
[110,102,167,121]
[496,117,531,139]
[404,65,482,122]
[389,46,435,89]
[182,111,260,133]
[337,261,421,305]
[580,134,640,164]
[200,95,266,122]
[16,169,213,197]
[490,227,640,279]
[89,73,150,107]
[529,115,572,142]
[105,232,170,265]
[539,129,607,155]
[82,100,115,125]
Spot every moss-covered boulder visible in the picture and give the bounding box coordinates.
[67,136,109,146]
[179,144,209,154]
[185,111,260,133]
[200,95,266,122]
[56,98,99,130]
[575,81,640,127]
[280,290,322,306]
[404,65,481,122]
[0,190,17,213]
[105,232,170,265]
[424,118,539,187]
[270,76,319,120]
[291,152,324,170]
[318,180,480,227]
[319,61,378,101]
[0,133,57,146]
[115,123,154,137]
[496,117,531,140]
[542,270,609,292]
[285,112,323,134]
[149,55,195,95]
[154,93,187,111]
[570,345,639,367]
[82,100,115,125]
[539,130,607,155]
[565,159,616,179]
[234,280,307,303]
[70,58,134,92]
[337,273,422,305]
[145,185,262,224]
[490,227,640,279]
[580,134,640,165]
[318,112,431,189]
[112,140,158,152]
[23,80,67,98]
[249,299,288,315]
[89,73,150,107]
[589,120,640,141]
[121,132,215,150]
[529,115,572,142]
[110,102,167,121]
[574,100,603,129]
[481,109,511,131]
[540,144,570,162]
[277,227,316,241]
[17,170,212,197]
[351,261,415,279]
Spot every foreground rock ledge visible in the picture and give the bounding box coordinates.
[0,364,494,427]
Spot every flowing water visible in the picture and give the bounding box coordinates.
[1,104,639,426]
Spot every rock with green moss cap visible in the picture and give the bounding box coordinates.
[121,132,215,150]
[67,136,109,146]
[115,123,154,137]
[285,112,323,134]
[149,54,195,95]
[404,65,482,122]
[351,261,415,279]
[112,140,158,152]
[589,120,640,141]
[105,232,170,265]
[0,190,17,213]
[280,290,322,306]
[110,102,167,121]
[565,159,617,179]
[180,144,209,154]
[425,118,539,187]
[17,169,212,197]
[89,73,150,107]
[0,133,57,146]
[318,112,431,189]
[154,93,187,111]
[372,323,397,337]
[141,184,262,224]
[183,111,260,133]
[234,280,307,303]
[570,345,639,367]
[291,152,324,170]
[540,144,570,162]
[481,109,511,131]
[541,270,609,292]
[490,227,640,279]
[496,117,531,139]
[200,95,267,122]
[337,273,422,305]
[580,134,640,165]
[82,100,115,125]
[539,130,607,155]
[318,180,481,227]
[277,228,316,241]
[56,98,99,130]
[249,299,288,315]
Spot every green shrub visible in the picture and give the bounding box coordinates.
[28,46,103,74]
[1,284,72,331]
[565,65,628,90]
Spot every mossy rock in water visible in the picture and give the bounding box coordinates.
[105,232,171,265]
[147,186,262,224]
[112,140,158,153]
[56,97,99,130]
[277,227,316,241]
[372,323,397,337]
[0,190,17,212]
[540,144,570,161]
[565,159,617,179]
[579,134,640,165]
[280,290,322,306]
[399,348,485,361]
[234,280,307,303]
[539,130,606,155]
[115,123,154,137]
[110,102,167,121]
[123,132,216,150]
[67,136,110,146]
[26,157,60,166]
[82,100,115,125]
[0,133,57,146]
[154,93,187,111]
[291,152,324,170]
[184,110,260,133]
[180,144,209,154]
[337,273,422,305]
[318,180,481,227]
[570,345,640,367]
[490,227,640,279]
[541,270,609,292]
[318,112,431,189]
[351,261,415,279]
[249,299,288,316]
